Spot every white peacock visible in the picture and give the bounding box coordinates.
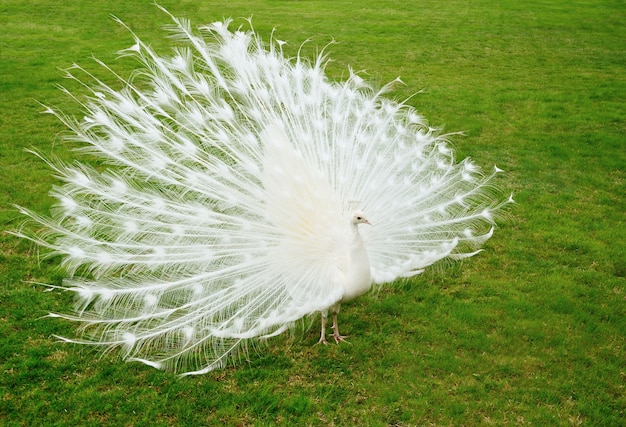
[14,7,512,375]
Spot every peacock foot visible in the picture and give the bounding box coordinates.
[316,336,329,345]
[331,333,349,344]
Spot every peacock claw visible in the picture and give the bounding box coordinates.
[316,338,329,346]
[332,334,349,344]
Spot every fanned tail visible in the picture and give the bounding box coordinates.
[13,10,511,374]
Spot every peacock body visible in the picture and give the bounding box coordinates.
[16,8,511,375]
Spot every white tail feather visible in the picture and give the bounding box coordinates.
[13,10,511,374]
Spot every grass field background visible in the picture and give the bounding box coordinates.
[1,0,624,425]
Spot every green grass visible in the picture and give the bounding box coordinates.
[1,0,624,425]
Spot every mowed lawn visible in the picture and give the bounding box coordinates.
[1,0,624,425]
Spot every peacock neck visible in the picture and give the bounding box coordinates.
[342,222,371,302]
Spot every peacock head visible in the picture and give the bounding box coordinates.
[351,211,371,226]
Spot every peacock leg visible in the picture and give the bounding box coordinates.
[316,311,329,345]
[331,306,348,343]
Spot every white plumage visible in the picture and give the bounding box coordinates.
[16,8,511,375]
